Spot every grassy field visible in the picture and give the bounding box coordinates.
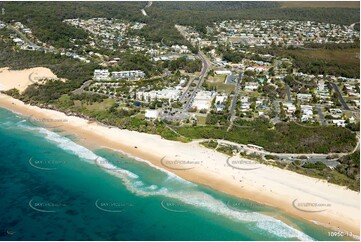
[239,90,262,98]
[209,75,227,83]
[72,98,116,111]
[281,1,360,9]
[207,75,235,94]
[195,115,207,125]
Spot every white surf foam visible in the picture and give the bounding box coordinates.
[19,124,313,240]
[105,167,313,240]
[104,147,195,187]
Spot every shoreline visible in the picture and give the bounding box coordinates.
[0,93,359,238]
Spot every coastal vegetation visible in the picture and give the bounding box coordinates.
[287,160,359,191]
[253,45,360,78]
[278,48,359,78]
[336,150,360,182]
[163,57,202,73]
[0,1,359,46]
[176,117,356,154]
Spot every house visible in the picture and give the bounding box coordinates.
[250,65,269,73]
[317,81,326,91]
[13,38,24,45]
[241,102,251,111]
[244,82,259,91]
[301,105,313,122]
[283,102,296,114]
[215,95,227,104]
[332,119,346,127]
[297,93,312,102]
[329,108,343,118]
[215,104,225,112]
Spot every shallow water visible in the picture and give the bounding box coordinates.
[0,108,355,241]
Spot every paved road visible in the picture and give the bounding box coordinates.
[175,26,211,110]
[141,1,152,16]
[316,105,326,126]
[285,84,292,102]
[182,51,210,110]
[7,24,40,49]
[331,82,350,110]
[229,72,242,121]
[350,22,359,30]
[73,80,93,95]
[271,100,281,123]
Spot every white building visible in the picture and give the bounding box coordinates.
[301,105,313,122]
[241,102,251,111]
[145,110,159,119]
[297,93,312,102]
[192,91,215,111]
[13,38,24,45]
[329,108,343,118]
[332,119,346,127]
[93,69,110,81]
[137,88,181,101]
[171,45,190,54]
[215,70,232,75]
[244,82,259,91]
[111,70,145,80]
[283,102,296,113]
[215,95,227,104]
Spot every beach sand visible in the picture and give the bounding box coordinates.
[0,67,359,237]
[0,93,359,238]
[0,67,59,93]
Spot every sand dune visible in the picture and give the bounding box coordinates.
[0,67,59,93]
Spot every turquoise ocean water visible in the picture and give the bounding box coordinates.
[0,107,355,241]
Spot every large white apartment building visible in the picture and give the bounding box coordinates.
[112,70,145,80]
[137,89,181,102]
[93,69,110,80]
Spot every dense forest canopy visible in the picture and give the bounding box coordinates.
[151,1,280,10]
[0,1,359,46]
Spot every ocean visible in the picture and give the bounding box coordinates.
[0,107,354,241]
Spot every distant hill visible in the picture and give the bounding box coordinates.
[152,1,279,10]
[281,1,360,9]
[0,1,359,47]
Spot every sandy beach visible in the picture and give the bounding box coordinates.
[0,68,359,237]
[0,93,359,237]
[0,67,59,93]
